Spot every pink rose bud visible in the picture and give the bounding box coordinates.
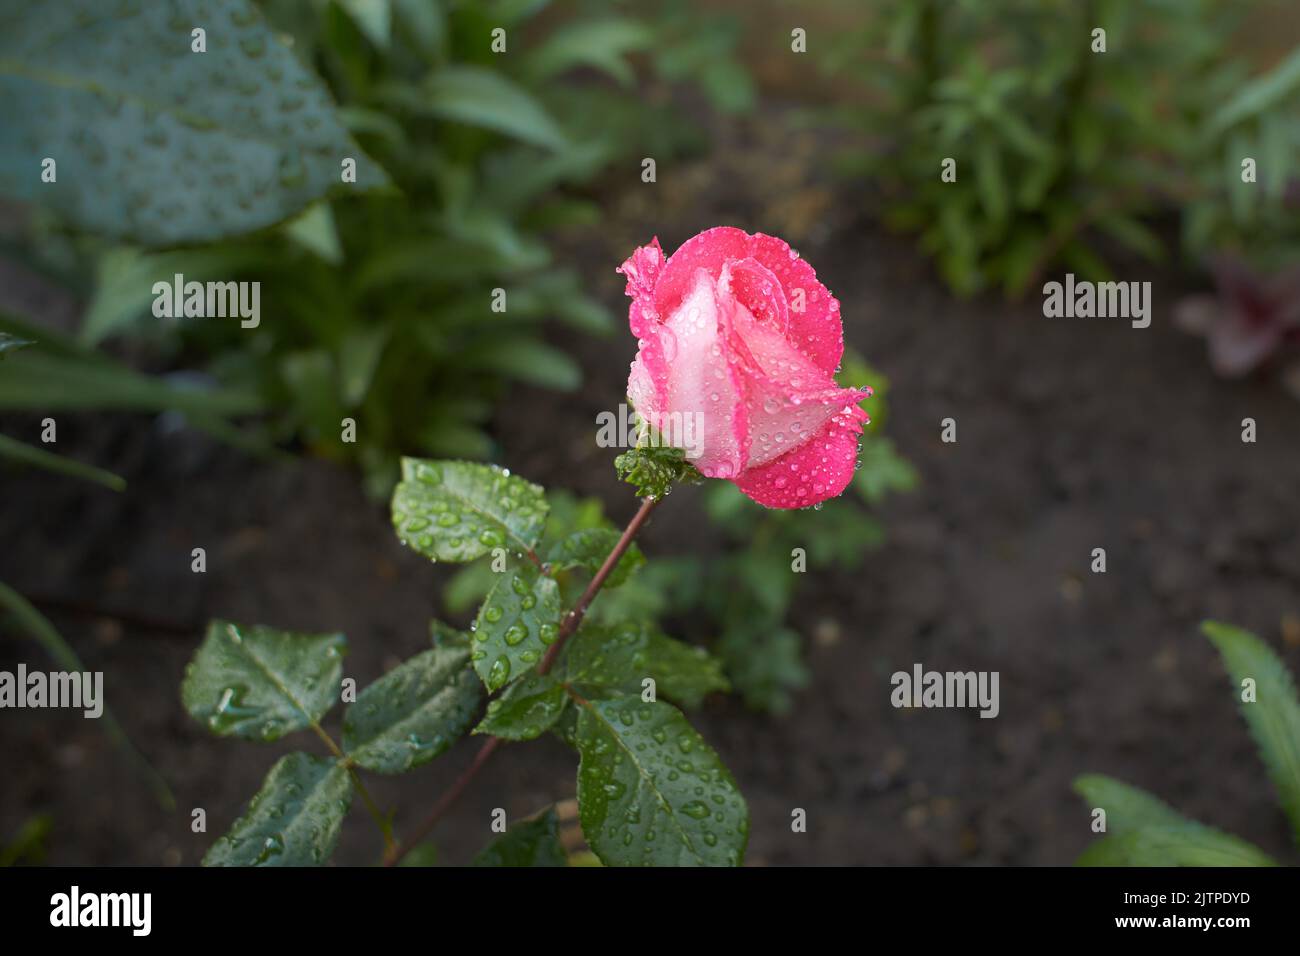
[618,226,872,509]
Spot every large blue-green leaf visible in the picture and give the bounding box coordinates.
[0,0,387,245]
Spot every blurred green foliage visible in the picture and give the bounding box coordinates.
[6,0,751,494]
[827,0,1300,297]
[0,310,262,485]
[1073,621,1300,866]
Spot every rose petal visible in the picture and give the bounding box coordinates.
[650,268,747,478]
[715,268,862,468]
[617,236,664,306]
[748,233,844,375]
[733,405,868,509]
[622,228,863,501]
[723,256,790,335]
[652,226,753,319]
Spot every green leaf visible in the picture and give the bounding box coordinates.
[1076,826,1276,867]
[80,246,267,345]
[0,432,125,491]
[0,347,262,419]
[527,18,653,86]
[700,58,756,114]
[392,458,549,563]
[338,0,392,50]
[547,529,644,589]
[471,564,562,692]
[0,0,387,245]
[0,312,84,359]
[342,647,481,773]
[338,325,389,407]
[203,753,351,866]
[473,807,567,867]
[396,843,440,867]
[1202,620,1300,843]
[430,619,471,648]
[393,0,446,61]
[550,705,580,749]
[565,622,728,709]
[575,697,748,866]
[1072,774,1201,835]
[181,620,346,741]
[0,332,32,355]
[716,623,808,714]
[283,201,343,265]
[474,672,567,740]
[1206,46,1300,137]
[974,139,1007,226]
[396,66,567,150]
[471,338,581,391]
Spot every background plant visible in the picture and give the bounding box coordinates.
[1,0,753,494]
[1073,621,1300,866]
[824,0,1300,298]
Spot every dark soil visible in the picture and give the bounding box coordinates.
[4,118,1300,867]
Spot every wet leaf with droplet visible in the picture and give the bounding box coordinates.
[564,621,728,709]
[342,646,481,774]
[473,672,567,740]
[203,752,351,867]
[391,458,549,563]
[576,697,748,866]
[471,563,561,692]
[181,620,345,741]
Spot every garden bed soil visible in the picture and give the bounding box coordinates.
[3,116,1299,866]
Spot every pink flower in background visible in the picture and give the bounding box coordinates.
[618,226,871,509]
[1175,256,1300,377]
